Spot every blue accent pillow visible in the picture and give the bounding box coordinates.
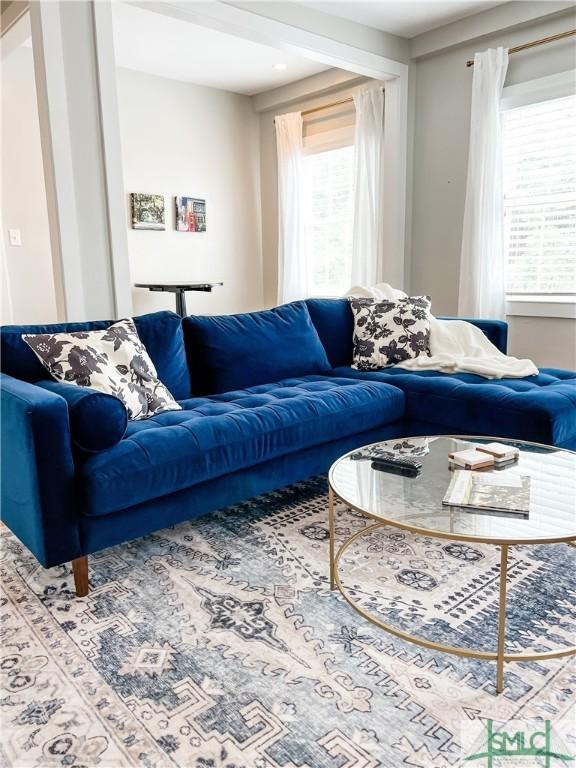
[183,301,332,395]
[36,380,127,453]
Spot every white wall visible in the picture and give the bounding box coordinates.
[116,67,263,316]
[1,42,58,324]
[410,10,576,368]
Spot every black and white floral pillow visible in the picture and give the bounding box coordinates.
[22,318,181,421]
[349,296,432,370]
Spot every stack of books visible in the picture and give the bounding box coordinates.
[448,442,520,471]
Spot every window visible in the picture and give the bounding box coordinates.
[302,143,355,297]
[502,93,576,297]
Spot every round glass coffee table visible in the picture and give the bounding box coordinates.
[328,436,576,694]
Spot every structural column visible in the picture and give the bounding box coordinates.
[30,0,132,321]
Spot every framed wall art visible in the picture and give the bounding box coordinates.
[175,196,206,232]
[131,193,165,230]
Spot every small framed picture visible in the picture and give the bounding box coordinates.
[131,193,165,230]
[175,196,206,232]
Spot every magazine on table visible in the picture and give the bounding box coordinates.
[443,470,531,518]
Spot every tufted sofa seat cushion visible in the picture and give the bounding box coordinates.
[332,366,576,448]
[78,376,404,517]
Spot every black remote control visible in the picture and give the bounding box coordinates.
[370,458,421,478]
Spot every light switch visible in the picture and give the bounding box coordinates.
[8,229,22,247]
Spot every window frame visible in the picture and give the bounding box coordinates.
[501,70,576,319]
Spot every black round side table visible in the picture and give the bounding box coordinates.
[135,282,223,316]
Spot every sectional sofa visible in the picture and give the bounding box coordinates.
[2,298,575,596]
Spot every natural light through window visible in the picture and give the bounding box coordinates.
[303,145,354,297]
[502,93,576,296]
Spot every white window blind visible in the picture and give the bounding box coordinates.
[502,93,576,295]
[302,144,355,297]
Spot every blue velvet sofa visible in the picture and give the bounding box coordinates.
[1,299,575,596]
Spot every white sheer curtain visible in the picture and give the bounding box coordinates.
[459,47,509,319]
[351,86,386,287]
[275,112,307,303]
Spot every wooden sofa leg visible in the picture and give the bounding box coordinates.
[72,556,89,597]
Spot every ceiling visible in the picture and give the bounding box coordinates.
[112,4,330,95]
[299,1,503,38]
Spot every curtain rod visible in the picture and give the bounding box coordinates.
[301,95,355,117]
[273,97,352,122]
[466,28,576,67]
[273,87,384,122]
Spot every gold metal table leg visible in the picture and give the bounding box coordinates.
[328,485,336,590]
[496,544,509,694]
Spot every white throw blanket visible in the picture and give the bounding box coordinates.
[347,284,538,379]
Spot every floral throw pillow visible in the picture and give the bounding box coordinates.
[349,296,432,369]
[22,318,181,421]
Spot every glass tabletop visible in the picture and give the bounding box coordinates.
[329,436,576,544]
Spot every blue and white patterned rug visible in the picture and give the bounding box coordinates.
[1,477,575,767]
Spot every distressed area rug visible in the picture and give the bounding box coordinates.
[1,477,575,768]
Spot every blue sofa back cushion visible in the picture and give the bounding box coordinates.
[36,380,127,453]
[0,310,190,400]
[183,301,332,395]
[304,298,509,363]
[305,298,354,368]
[439,316,508,355]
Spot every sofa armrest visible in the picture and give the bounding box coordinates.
[0,373,82,567]
[438,317,508,354]
[36,380,127,453]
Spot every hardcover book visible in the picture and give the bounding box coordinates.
[443,470,531,517]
